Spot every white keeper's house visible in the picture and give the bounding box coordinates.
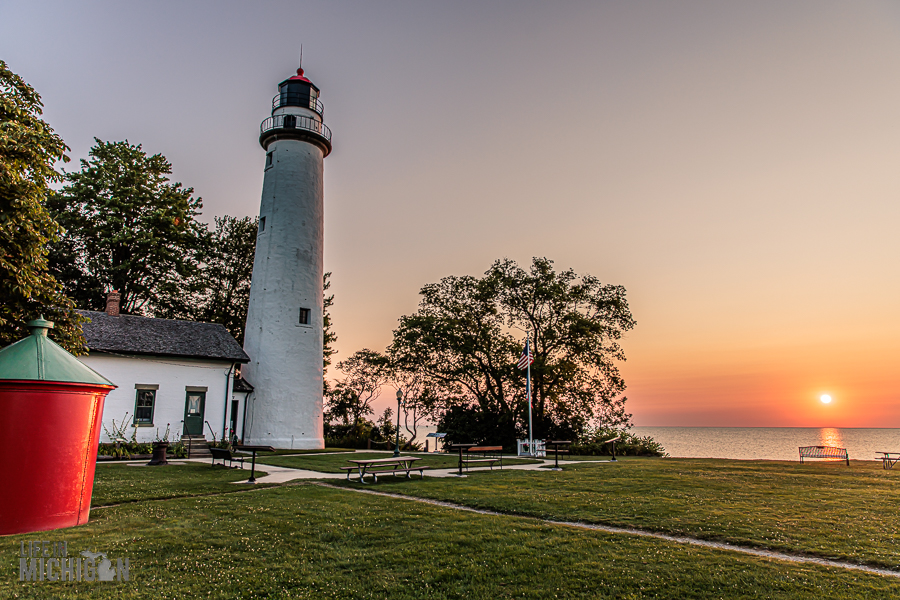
[77,294,253,454]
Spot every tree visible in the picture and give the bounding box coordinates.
[492,257,636,437]
[155,215,257,344]
[0,60,85,352]
[389,355,440,449]
[390,257,636,447]
[47,139,207,315]
[323,272,337,375]
[324,349,390,430]
[390,270,521,447]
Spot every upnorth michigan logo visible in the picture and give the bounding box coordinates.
[18,540,129,582]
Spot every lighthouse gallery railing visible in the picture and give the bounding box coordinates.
[272,93,324,116]
[259,114,332,142]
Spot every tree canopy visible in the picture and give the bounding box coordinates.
[323,272,337,375]
[154,215,257,344]
[325,349,390,429]
[390,257,635,447]
[47,138,207,315]
[0,60,84,352]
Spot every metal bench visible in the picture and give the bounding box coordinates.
[210,447,244,469]
[798,445,849,466]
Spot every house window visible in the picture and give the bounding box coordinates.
[134,389,156,424]
[298,307,310,325]
[265,152,273,169]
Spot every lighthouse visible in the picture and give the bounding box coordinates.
[242,67,332,449]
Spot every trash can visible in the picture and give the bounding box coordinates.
[0,317,116,535]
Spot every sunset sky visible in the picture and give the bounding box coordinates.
[3,1,899,427]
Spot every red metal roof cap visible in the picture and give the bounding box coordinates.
[289,67,311,82]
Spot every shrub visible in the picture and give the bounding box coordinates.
[571,427,667,457]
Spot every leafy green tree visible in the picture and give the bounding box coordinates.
[0,60,85,352]
[156,215,257,344]
[47,139,207,315]
[492,257,636,437]
[324,349,390,431]
[390,269,521,446]
[391,365,439,449]
[390,257,636,447]
[323,272,337,375]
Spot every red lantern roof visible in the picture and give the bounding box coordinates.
[288,67,311,83]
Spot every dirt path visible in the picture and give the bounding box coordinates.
[315,482,900,579]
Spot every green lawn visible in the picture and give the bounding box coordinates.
[91,463,272,506]
[4,481,899,599]
[255,451,541,472]
[356,458,900,569]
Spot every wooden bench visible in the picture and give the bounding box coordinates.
[463,446,503,471]
[210,447,244,469]
[799,445,849,466]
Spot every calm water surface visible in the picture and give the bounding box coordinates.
[631,427,900,461]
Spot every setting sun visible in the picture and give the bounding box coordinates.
[820,394,833,404]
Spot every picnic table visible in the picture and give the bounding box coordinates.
[603,436,621,462]
[546,440,572,470]
[234,445,275,483]
[341,456,430,483]
[876,452,900,470]
[449,443,477,477]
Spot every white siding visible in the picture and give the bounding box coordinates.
[80,353,238,444]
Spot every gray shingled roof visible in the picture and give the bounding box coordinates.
[78,310,250,363]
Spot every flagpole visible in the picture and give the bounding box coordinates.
[526,336,533,456]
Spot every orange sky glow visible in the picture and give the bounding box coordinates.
[4,1,899,427]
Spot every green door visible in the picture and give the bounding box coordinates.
[183,392,206,436]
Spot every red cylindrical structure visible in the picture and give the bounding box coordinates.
[0,318,115,535]
[0,381,111,535]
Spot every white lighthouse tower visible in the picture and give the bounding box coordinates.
[242,67,332,449]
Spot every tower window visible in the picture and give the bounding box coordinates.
[298,307,311,325]
[259,216,266,233]
[265,152,273,169]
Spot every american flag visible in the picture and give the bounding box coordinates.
[517,340,534,370]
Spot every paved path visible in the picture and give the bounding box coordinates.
[118,454,615,483]
[206,455,612,483]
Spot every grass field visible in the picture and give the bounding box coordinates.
[91,463,272,506]
[4,459,900,598]
[2,469,898,599]
[357,458,900,569]
[255,450,541,472]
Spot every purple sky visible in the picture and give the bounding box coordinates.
[5,1,900,426]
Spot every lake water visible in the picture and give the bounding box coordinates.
[631,427,900,461]
[417,424,900,461]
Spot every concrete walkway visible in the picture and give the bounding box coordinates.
[115,453,617,484]
[164,455,617,484]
